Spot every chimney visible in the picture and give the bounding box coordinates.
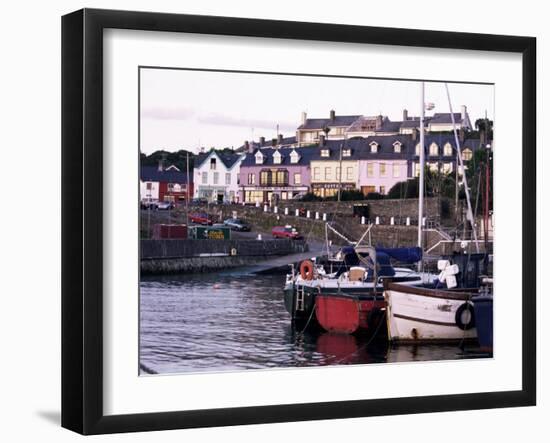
[403,109,408,121]
[301,111,307,125]
[277,134,283,145]
[376,115,383,129]
[330,109,335,121]
[411,128,418,141]
[244,140,251,153]
[480,129,486,145]
[157,159,164,172]
[461,105,467,121]
[319,135,326,147]
[259,136,265,146]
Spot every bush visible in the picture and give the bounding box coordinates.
[365,192,384,200]
[299,192,322,202]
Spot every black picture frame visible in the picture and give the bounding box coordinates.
[62,8,536,435]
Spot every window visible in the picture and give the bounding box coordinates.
[336,167,341,180]
[210,158,217,170]
[225,173,231,185]
[462,149,473,161]
[414,162,420,177]
[443,142,453,156]
[324,167,331,180]
[346,167,353,181]
[294,173,301,185]
[213,172,219,184]
[245,190,264,203]
[202,171,207,184]
[273,151,282,164]
[393,164,400,178]
[313,167,320,181]
[429,162,439,172]
[393,142,402,153]
[429,142,439,156]
[442,162,453,174]
[260,170,270,186]
[342,149,351,157]
[321,149,330,157]
[248,173,255,185]
[367,163,374,177]
[274,170,288,186]
[379,163,387,176]
[380,186,386,194]
[290,150,300,164]
[415,143,421,156]
[146,182,152,190]
[370,142,378,153]
[255,152,264,164]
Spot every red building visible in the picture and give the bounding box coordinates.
[140,165,194,205]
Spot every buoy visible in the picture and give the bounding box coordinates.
[299,260,314,280]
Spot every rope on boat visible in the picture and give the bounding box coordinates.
[296,301,317,336]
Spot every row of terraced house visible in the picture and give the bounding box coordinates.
[143,107,487,205]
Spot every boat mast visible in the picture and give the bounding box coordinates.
[417,82,425,250]
[445,83,479,253]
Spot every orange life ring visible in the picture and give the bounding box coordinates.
[300,260,314,280]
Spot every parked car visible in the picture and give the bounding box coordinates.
[140,198,158,210]
[272,225,303,240]
[189,213,213,225]
[157,201,175,210]
[223,218,251,231]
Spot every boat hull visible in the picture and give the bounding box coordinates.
[385,282,477,343]
[315,294,385,334]
[472,295,493,352]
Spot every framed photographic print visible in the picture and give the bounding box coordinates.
[61,8,536,435]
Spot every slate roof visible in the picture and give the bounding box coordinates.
[429,113,463,124]
[140,166,192,183]
[297,115,361,130]
[240,146,317,167]
[194,150,242,169]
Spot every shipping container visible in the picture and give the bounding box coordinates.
[152,224,188,239]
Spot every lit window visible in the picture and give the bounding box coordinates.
[393,164,400,178]
[342,149,351,157]
[290,150,300,164]
[393,142,402,153]
[429,142,439,156]
[380,186,386,194]
[415,143,421,156]
[273,151,282,164]
[321,149,330,157]
[442,163,453,174]
[443,142,453,156]
[379,163,387,176]
[294,173,301,185]
[255,152,264,164]
[325,167,332,180]
[462,149,473,161]
[370,142,378,153]
[429,162,439,172]
[367,163,374,177]
[414,163,420,177]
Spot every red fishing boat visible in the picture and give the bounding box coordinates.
[315,290,386,334]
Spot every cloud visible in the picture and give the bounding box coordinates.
[141,107,195,120]
[197,113,296,132]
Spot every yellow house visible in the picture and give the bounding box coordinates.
[310,154,359,198]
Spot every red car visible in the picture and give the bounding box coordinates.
[189,213,213,225]
[272,225,303,239]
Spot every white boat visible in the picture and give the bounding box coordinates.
[384,281,477,343]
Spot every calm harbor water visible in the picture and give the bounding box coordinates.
[140,272,483,375]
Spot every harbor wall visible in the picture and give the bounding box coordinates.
[141,239,308,274]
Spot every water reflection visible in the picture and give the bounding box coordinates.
[140,272,483,375]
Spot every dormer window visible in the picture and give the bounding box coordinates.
[342,149,351,157]
[321,149,330,157]
[255,151,264,164]
[290,149,300,164]
[429,142,439,156]
[393,141,402,153]
[443,142,453,156]
[273,150,282,164]
[369,142,378,153]
[210,158,217,170]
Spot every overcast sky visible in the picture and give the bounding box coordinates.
[139,67,494,155]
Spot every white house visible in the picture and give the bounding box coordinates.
[193,150,244,203]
